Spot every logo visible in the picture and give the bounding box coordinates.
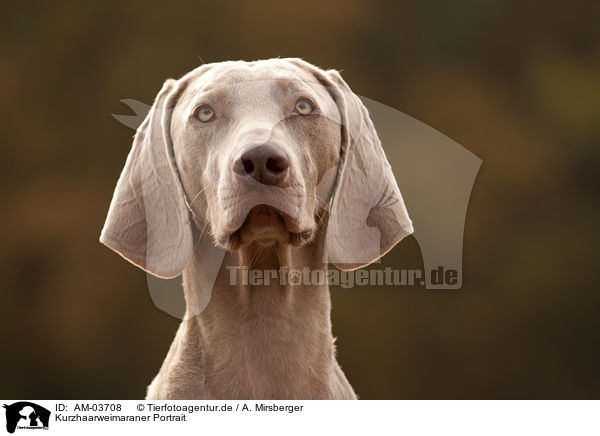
[3,402,50,433]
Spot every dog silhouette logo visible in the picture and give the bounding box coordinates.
[3,402,50,433]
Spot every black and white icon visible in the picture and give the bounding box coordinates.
[3,402,50,433]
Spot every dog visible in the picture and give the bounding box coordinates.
[101,58,413,399]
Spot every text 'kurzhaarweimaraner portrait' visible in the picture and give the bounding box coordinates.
[100,58,413,399]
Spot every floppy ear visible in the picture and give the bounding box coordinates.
[100,79,193,278]
[324,70,414,270]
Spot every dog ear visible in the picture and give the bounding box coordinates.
[100,79,193,278]
[323,69,414,270]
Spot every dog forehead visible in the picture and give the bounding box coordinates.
[184,59,326,100]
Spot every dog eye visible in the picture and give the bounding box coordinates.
[195,105,215,122]
[294,98,314,115]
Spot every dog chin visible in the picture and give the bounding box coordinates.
[219,205,314,251]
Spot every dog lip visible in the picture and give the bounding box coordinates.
[221,204,312,249]
[244,204,286,227]
[233,204,297,232]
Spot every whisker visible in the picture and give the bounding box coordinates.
[313,191,330,206]
[189,181,218,206]
[198,219,210,240]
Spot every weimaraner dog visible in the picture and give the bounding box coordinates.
[101,58,413,399]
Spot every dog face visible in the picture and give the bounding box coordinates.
[169,61,342,250]
[100,58,413,278]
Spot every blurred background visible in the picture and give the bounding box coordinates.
[1,0,599,399]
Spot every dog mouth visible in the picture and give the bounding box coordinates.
[226,204,313,250]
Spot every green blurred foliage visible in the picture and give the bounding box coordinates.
[1,0,598,398]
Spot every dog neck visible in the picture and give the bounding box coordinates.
[148,229,356,399]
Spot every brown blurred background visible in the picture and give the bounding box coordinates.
[1,0,599,399]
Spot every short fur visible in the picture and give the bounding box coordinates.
[100,58,413,399]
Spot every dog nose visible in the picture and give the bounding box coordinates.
[234,144,290,186]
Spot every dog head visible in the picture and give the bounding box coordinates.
[101,58,413,277]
